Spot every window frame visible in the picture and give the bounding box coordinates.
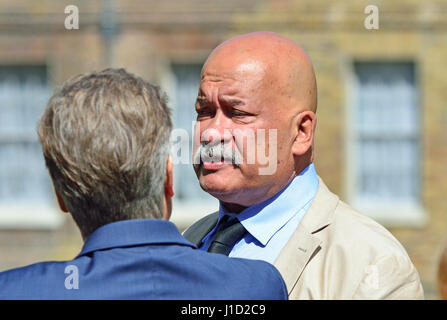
[162,61,219,230]
[0,65,64,230]
[345,59,427,227]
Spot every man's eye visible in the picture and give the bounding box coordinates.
[196,109,214,118]
[196,98,209,107]
[231,110,248,117]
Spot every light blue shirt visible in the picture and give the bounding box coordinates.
[200,162,319,264]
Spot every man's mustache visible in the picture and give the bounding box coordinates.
[193,141,242,170]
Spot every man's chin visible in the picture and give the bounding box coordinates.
[199,178,240,200]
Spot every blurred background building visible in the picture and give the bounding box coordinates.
[0,0,446,299]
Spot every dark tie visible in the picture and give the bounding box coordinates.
[207,216,247,256]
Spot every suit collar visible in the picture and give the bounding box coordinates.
[273,177,339,294]
[77,219,196,257]
[300,177,339,234]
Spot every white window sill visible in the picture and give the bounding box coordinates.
[0,204,65,230]
[350,199,427,228]
[0,199,218,231]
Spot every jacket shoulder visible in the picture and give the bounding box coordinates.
[0,260,69,299]
[330,201,410,258]
[185,248,288,299]
[314,200,424,299]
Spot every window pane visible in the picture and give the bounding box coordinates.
[356,62,417,136]
[0,66,53,205]
[171,63,215,202]
[354,62,420,202]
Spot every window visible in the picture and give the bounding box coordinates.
[349,61,425,226]
[169,63,218,228]
[0,66,63,229]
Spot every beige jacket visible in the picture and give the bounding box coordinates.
[274,177,424,299]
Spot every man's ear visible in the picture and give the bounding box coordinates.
[55,189,69,213]
[163,156,174,220]
[291,111,317,156]
[164,156,174,198]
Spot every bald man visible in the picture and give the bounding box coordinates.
[184,32,424,299]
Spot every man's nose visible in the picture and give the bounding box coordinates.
[201,111,233,145]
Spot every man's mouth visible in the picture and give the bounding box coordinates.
[202,160,228,170]
[193,142,242,171]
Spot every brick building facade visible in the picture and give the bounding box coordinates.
[0,0,446,299]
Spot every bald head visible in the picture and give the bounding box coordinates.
[194,32,318,208]
[203,32,317,113]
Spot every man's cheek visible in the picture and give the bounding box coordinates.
[233,128,278,175]
[232,129,257,166]
[257,129,278,176]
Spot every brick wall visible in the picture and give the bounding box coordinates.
[0,0,446,299]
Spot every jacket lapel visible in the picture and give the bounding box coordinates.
[273,177,339,294]
[182,212,219,247]
[273,223,322,294]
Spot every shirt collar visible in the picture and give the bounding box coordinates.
[77,219,195,257]
[219,162,319,246]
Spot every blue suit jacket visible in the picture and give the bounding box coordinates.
[0,219,287,300]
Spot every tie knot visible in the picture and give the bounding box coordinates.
[207,216,247,256]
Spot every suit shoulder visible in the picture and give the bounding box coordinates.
[328,200,410,259]
[0,260,67,279]
[189,249,287,299]
[0,260,70,299]
[307,200,423,299]
[226,257,288,299]
[333,201,405,253]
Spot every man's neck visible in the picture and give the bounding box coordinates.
[221,202,247,214]
[219,161,311,214]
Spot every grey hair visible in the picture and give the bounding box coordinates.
[38,68,172,239]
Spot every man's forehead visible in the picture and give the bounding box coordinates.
[200,60,267,88]
[235,60,266,75]
[197,79,243,99]
[203,54,266,71]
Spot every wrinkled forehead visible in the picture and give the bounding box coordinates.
[202,56,266,77]
[200,57,270,95]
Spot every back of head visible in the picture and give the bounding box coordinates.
[38,68,172,239]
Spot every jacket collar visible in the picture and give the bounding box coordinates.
[273,177,339,294]
[301,177,339,234]
[77,219,196,258]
